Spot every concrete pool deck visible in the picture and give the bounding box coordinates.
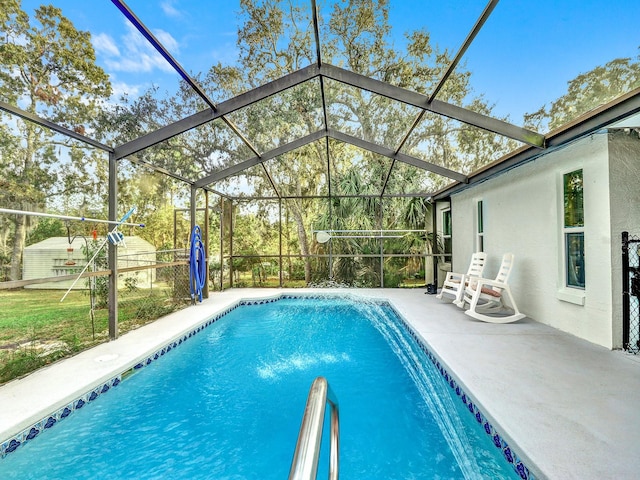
[1,288,639,479]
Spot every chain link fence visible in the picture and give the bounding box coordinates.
[0,248,191,384]
[622,231,640,354]
[114,249,191,334]
[222,253,436,289]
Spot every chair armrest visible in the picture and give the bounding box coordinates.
[464,275,481,288]
[474,277,507,289]
[443,271,465,283]
[464,275,503,295]
[467,278,507,298]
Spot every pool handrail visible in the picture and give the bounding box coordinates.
[288,376,340,480]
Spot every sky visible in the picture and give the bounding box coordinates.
[18,0,640,126]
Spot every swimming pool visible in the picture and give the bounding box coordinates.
[1,294,531,479]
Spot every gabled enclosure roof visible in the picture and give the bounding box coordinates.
[2,0,639,200]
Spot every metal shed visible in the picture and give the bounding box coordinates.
[23,236,156,290]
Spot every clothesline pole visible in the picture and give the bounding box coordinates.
[0,207,145,227]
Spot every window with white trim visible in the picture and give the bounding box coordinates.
[442,208,452,261]
[476,200,484,252]
[563,169,585,289]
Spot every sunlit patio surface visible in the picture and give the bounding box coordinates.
[1,288,639,479]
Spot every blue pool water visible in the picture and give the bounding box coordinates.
[1,296,522,479]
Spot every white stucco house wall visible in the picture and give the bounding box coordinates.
[433,108,640,350]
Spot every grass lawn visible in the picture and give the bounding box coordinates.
[0,288,185,385]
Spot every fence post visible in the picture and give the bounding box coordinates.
[229,199,234,288]
[279,199,283,288]
[108,151,119,340]
[219,196,224,291]
[622,231,630,351]
[203,190,210,299]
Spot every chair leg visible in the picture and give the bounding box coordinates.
[464,308,525,323]
[453,283,465,305]
[501,286,526,319]
[474,299,503,313]
[455,287,472,308]
[465,285,525,323]
[436,284,463,303]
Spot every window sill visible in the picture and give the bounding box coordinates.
[556,289,585,306]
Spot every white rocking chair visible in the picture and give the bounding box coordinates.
[460,253,526,323]
[436,252,487,306]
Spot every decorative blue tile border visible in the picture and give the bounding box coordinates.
[391,305,535,480]
[1,292,536,480]
[1,375,121,459]
[0,301,240,460]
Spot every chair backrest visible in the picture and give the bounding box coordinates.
[467,252,488,277]
[494,253,515,284]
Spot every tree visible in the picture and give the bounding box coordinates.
[524,51,640,132]
[25,217,66,246]
[0,1,112,280]
[104,0,511,285]
[227,0,503,282]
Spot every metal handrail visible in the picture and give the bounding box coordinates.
[288,376,340,480]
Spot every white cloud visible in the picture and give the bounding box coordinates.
[208,43,240,65]
[97,79,147,115]
[160,0,182,18]
[110,80,142,99]
[154,29,179,53]
[92,33,120,57]
[98,21,180,74]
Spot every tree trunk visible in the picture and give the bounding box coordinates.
[290,202,311,284]
[9,103,37,282]
[9,214,27,281]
